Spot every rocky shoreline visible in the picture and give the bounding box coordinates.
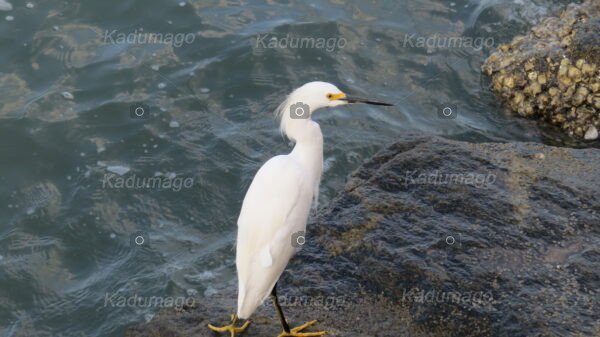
[482,0,600,140]
[126,135,599,337]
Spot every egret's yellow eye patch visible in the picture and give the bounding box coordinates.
[327,92,346,101]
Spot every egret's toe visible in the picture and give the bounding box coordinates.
[208,314,251,337]
[277,320,327,337]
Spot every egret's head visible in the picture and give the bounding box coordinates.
[291,81,348,110]
[275,81,393,141]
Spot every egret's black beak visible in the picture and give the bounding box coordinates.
[341,96,394,106]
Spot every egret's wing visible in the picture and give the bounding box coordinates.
[235,155,310,318]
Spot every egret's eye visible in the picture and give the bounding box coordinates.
[326,94,333,99]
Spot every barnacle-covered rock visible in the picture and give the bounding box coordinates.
[482,0,600,140]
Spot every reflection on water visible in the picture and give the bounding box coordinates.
[0,0,586,336]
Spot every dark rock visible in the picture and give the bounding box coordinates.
[126,134,600,337]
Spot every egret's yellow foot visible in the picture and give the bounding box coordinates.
[277,320,327,337]
[208,314,251,337]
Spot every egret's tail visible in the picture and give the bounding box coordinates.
[236,286,265,320]
[236,279,279,319]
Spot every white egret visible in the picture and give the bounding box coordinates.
[208,81,392,337]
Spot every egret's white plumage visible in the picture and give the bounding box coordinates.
[235,82,345,319]
[207,81,391,336]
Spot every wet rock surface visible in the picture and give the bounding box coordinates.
[126,135,600,337]
[482,0,600,140]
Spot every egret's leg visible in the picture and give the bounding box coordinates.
[271,283,327,337]
[208,314,251,337]
[271,283,291,333]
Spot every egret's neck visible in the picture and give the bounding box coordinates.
[277,95,324,182]
[289,121,323,183]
